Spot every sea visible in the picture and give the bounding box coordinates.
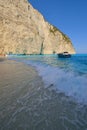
[9,54,87,105]
[7,54,87,130]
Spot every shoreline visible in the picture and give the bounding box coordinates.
[0,59,45,129]
[0,59,87,130]
[0,59,44,87]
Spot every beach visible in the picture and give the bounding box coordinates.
[0,58,87,130]
[0,59,44,129]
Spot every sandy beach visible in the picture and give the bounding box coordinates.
[0,59,44,130]
[0,59,87,130]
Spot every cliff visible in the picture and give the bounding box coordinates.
[0,0,75,55]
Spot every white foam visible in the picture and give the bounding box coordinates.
[23,60,87,104]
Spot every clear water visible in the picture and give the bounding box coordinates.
[9,54,87,105]
[5,54,87,130]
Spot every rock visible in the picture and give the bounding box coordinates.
[0,0,75,55]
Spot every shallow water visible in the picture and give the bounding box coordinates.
[0,55,87,130]
[10,54,87,104]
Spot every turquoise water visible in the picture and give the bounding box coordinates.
[9,54,87,104]
[1,54,87,130]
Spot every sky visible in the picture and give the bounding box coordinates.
[29,0,87,53]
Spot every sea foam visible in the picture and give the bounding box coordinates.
[25,60,87,105]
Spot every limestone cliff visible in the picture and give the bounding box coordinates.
[0,0,75,55]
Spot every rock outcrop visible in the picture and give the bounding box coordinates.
[0,0,75,55]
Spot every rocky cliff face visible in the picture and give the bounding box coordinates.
[0,0,75,55]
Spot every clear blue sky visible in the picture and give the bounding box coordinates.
[29,0,87,53]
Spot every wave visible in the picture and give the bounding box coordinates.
[24,60,87,105]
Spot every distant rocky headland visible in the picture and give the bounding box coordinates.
[0,0,75,55]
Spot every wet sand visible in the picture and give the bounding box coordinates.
[0,59,87,130]
[0,59,44,130]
